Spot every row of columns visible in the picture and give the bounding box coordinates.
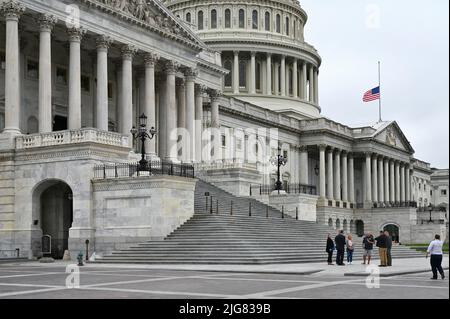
[230,51,319,104]
[0,4,220,163]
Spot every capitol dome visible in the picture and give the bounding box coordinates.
[163,0,322,119]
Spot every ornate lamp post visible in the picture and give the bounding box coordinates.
[270,147,288,194]
[130,113,157,171]
[428,203,433,223]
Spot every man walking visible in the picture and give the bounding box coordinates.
[385,230,393,266]
[326,233,335,265]
[375,231,387,267]
[335,230,346,266]
[426,234,445,280]
[362,233,375,265]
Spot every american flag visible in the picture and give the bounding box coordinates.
[363,86,380,102]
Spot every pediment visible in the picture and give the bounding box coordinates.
[374,122,414,153]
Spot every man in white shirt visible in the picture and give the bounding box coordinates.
[426,234,445,280]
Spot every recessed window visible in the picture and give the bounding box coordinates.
[239,60,247,88]
[26,59,39,79]
[276,14,281,33]
[286,17,290,36]
[224,60,232,87]
[221,135,226,147]
[255,62,261,91]
[293,20,296,38]
[265,12,270,31]
[81,75,90,92]
[211,9,217,29]
[442,189,448,196]
[252,10,258,29]
[225,9,231,28]
[186,12,191,23]
[56,67,68,86]
[197,11,204,30]
[108,82,113,99]
[239,9,245,28]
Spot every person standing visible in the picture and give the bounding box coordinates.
[362,233,375,265]
[385,231,393,267]
[335,230,346,266]
[375,231,387,267]
[326,234,335,265]
[346,234,354,265]
[426,234,445,280]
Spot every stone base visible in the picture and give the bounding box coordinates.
[269,193,319,222]
[270,190,287,195]
[39,257,55,263]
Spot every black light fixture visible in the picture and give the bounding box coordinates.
[270,147,288,194]
[428,203,433,223]
[130,113,157,171]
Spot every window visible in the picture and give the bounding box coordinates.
[225,9,231,28]
[81,75,90,93]
[221,135,226,147]
[285,17,289,36]
[224,60,232,87]
[442,190,448,196]
[289,68,293,95]
[255,62,261,91]
[239,60,247,88]
[293,20,296,38]
[252,10,258,29]
[56,67,68,86]
[265,12,270,31]
[276,14,281,33]
[239,9,245,28]
[283,150,288,160]
[108,82,113,99]
[211,9,217,29]
[186,12,191,23]
[0,51,5,70]
[197,11,203,30]
[26,59,39,79]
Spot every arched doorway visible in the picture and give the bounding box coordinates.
[383,224,400,243]
[33,180,73,259]
[355,220,364,237]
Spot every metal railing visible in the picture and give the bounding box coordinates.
[0,249,20,259]
[93,161,195,179]
[250,184,317,196]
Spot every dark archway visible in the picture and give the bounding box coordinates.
[355,220,365,237]
[33,180,73,259]
[384,224,400,243]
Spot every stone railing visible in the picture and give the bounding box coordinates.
[16,128,129,150]
[300,118,353,136]
[194,160,259,172]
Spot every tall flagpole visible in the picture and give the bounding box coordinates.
[378,61,382,122]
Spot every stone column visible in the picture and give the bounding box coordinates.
[266,53,272,95]
[233,50,239,94]
[96,35,112,132]
[164,60,179,161]
[280,55,286,96]
[115,61,123,133]
[348,153,355,203]
[210,90,222,162]
[372,154,378,203]
[365,152,372,204]
[319,144,327,199]
[158,75,167,158]
[406,164,411,202]
[143,53,158,157]
[195,84,206,162]
[38,14,57,133]
[285,63,290,96]
[273,62,279,96]
[342,151,348,202]
[327,148,334,200]
[390,160,395,203]
[384,158,390,204]
[292,59,298,98]
[314,67,319,104]
[249,51,256,94]
[176,78,186,161]
[395,161,401,203]
[1,1,24,135]
[121,44,136,147]
[184,68,197,162]
[301,62,307,100]
[378,156,385,204]
[309,64,314,103]
[400,163,406,204]
[334,149,341,201]
[299,146,308,185]
[67,27,85,130]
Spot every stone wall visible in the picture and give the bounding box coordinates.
[268,193,318,222]
[410,223,448,244]
[92,176,196,256]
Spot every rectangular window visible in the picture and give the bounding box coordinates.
[221,135,226,147]
[108,82,113,99]
[56,67,68,86]
[26,59,39,79]
[442,190,447,196]
[81,75,90,93]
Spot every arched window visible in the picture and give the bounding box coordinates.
[197,11,203,30]
[239,9,245,28]
[289,68,293,95]
[276,14,281,33]
[293,20,296,38]
[265,12,270,31]
[225,9,231,28]
[211,9,217,29]
[255,62,261,91]
[285,17,290,36]
[239,60,247,87]
[252,10,258,29]
[186,12,191,23]
[224,60,232,87]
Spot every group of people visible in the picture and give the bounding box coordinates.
[326,230,394,267]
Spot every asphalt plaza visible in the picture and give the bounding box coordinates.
[0,262,448,299]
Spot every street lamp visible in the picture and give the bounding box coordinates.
[428,204,433,223]
[270,147,288,194]
[130,113,157,171]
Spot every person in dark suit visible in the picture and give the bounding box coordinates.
[335,230,346,266]
[326,233,335,265]
[385,231,393,266]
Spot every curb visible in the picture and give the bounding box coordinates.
[344,267,450,277]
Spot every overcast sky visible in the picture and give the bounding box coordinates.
[300,0,449,168]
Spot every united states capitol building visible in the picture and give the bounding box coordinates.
[0,0,448,261]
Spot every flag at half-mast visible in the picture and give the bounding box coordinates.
[363,86,380,102]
